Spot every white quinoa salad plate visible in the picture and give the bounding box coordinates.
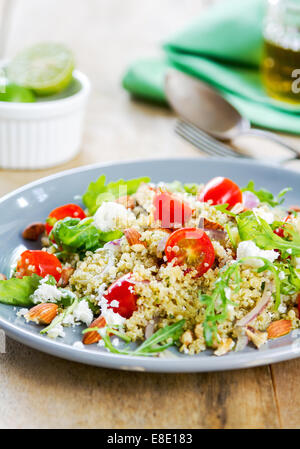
[2,159,300,372]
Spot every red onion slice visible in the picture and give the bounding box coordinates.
[198,217,227,241]
[242,191,260,210]
[236,283,272,327]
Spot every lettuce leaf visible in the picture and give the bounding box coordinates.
[51,217,122,254]
[242,180,291,207]
[0,274,41,307]
[236,210,300,256]
[82,175,150,215]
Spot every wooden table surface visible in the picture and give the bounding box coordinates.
[1,0,300,429]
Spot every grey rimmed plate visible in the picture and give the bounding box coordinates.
[1,158,300,372]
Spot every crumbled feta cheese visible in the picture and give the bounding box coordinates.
[32,282,63,304]
[98,339,105,347]
[17,308,28,318]
[279,271,285,280]
[253,207,274,224]
[237,241,279,267]
[278,303,287,314]
[295,257,300,269]
[110,300,119,308]
[73,300,93,326]
[102,308,126,327]
[287,248,292,254]
[94,201,135,232]
[47,323,65,339]
[73,341,85,349]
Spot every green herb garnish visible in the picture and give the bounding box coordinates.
[0,274,42,307]
[242,180,291,207]
[237,211,300,257]
[90,320,185,357]
[214,203,236,217]
[82,175,150,215]
[50,217,122,255]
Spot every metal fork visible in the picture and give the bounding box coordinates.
[175,119,250,159]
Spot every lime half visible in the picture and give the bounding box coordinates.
[7,43,75,96]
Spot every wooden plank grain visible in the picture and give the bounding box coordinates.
[271,360,300,429]
[0,338,280,429]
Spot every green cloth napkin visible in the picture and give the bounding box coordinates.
[122,0,300,134]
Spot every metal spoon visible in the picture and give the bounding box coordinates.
[165,69,300,159]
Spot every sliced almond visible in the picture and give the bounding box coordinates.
[124,228,146,247]
[214,338,234,356]
[0,273,7,281]
[82,315,106,345]
[115,195,135,209]
[289,205,300,212]
[25,303,58,325]
[267,319,292,340]
[58,267,75,287]
[246,327,268,348]
[203,218,224,231]
[22,222,46,241]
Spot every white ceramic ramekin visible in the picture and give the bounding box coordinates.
[0,70,90,170]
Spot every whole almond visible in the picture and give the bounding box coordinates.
[124,228,146,247]
[25,303,58,325]
[83,315,106,345]
[267,319,292,339]
[22,222,46,241]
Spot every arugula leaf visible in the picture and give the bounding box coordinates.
[236,211,300,256]
[82,175,150,215]
[214,203,236,217]
[199,254,289,346]
[242,180,291,207]
[0,274,41,307]
[97,320,185,356]
[51,217,122,254]
[183,183,200,195]
[164,180,200,196]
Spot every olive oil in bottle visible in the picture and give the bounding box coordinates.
[262,0,300,104]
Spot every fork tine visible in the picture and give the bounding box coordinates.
[178,120,244,158]
[176,122,229,158]
[175,125,221,158]
[176,120,246,159]
[180,120,242,158]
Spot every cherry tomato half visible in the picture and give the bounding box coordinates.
[165,228,215,277]
[198,177,242,209]
[273,215,292,238]
[153,192,193,229]
[16,250,62,282]
[45,204,86,234]
[104,273,138,319]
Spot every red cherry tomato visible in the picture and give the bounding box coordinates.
[274,214,292,238]
[104,273,138,319]
[198,177,242,209]
[16,250,62,282]
[164,227,215,277]
[153,192,193,229]
[45,204,86,234]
